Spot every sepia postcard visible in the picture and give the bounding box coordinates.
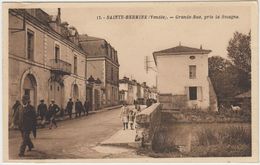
[2,1,259,163]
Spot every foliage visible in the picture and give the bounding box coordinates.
[196,126,251,146]
[208,31,251,100]
[209,56,240,99]
[152,126,179,153]
[227,31,251,74]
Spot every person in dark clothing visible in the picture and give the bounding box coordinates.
[146,99,153,108]
[66,98,73,119]
[11,100,21,128]
[14,95,37,157]
[37,99,47,127]
[84,100,89,116]
[48,99,60,129]
[75,99,83,117]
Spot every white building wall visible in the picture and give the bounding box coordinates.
[156,54,209,109]
[132,85,138,101]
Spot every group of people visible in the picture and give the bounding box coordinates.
[65,98,90,119]
[10,95,91,157]
[120,103,141,130]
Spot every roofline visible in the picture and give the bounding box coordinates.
[153,50,212,65]
[10,9,87,56]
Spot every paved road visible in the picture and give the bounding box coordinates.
[9,106,141,159]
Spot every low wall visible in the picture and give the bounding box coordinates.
[135,103,162,148]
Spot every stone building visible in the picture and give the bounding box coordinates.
[9,9,88,115]
[153,44,218,111]
[79,35,120,107]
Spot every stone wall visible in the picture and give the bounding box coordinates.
[135,103,162,148]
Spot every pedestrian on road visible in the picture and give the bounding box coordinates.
[75,99,83,118]
[48,99,60,129]
[10,100,21,129]
[37,99,47,127]
[84,100,89,116]
[66,98,73,119]
[120,103,129,130]
[128,110,135,130]
[14,95,37,157]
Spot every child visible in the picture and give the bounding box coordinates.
[128,110,135,130]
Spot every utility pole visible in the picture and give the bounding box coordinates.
[144,56,158,88]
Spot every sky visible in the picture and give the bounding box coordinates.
[43,2,251,87]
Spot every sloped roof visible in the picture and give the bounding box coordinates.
[154,45,211,54]
[153,45,212,65]
[79,34,104,42]
[235,90,251,98]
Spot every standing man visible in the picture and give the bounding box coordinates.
[48,99,60,129]
[75,99,83,118]
[66,98,73,119]
[84,100,89,116]
[14,95,37,157]
[37,99,47,127]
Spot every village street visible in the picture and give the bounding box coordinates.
[8,106,142,159]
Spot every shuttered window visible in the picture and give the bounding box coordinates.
[27,30,34,61]
[189,65,196,79]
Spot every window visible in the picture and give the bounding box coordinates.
[189,87,197,100]
[55,45,60,63]
[74,56,77,75]
[27,30,34,60]
[189,65,196,79]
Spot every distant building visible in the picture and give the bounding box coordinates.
[153,44,218,111]
[119,77,134,104]
[119,77,157,105]
[9,9,88,116]
[79,35,120,108]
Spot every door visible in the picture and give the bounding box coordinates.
[23,74,37,107]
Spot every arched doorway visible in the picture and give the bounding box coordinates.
[73,84,79,100]
[23,74,37,107]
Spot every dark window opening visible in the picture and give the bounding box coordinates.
[55,45,60,63]
[74,56,77,75]
[189,87,197,100]
[27,30,34,61]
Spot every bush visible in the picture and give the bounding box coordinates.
[152,126,179,153]
[195,126,251,146]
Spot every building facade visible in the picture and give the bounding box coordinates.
[153,45,218,111]
[79,35,120,108]
[119,77,157,105]
[9,9,88,116]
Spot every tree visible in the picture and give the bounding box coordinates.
[209,56,240,100]
[227,31,251,91]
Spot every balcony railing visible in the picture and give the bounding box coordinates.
[50,59,72,75]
